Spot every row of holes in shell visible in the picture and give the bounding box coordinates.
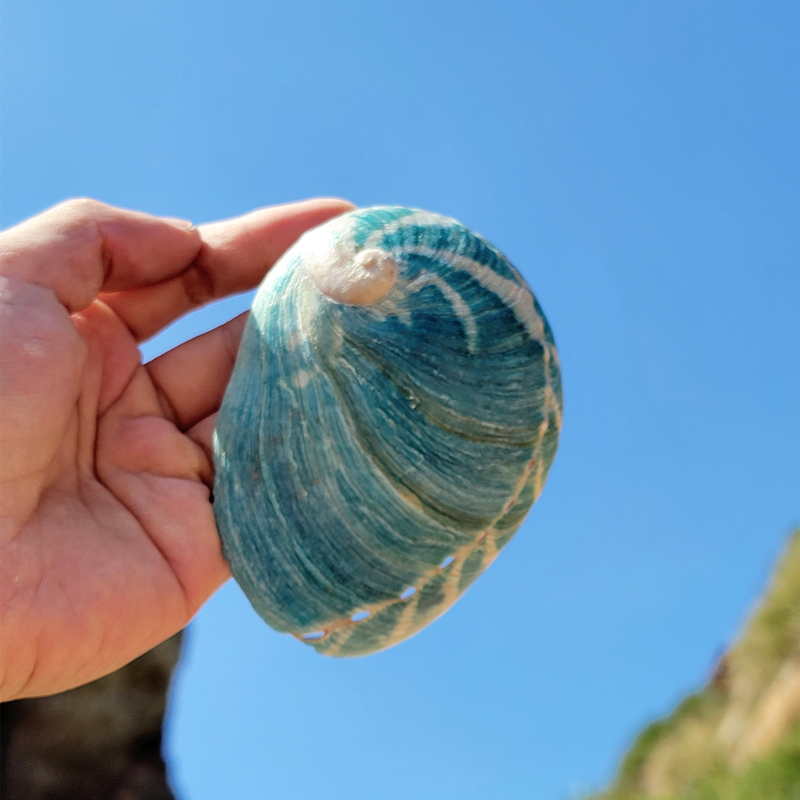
[301,554,457,641]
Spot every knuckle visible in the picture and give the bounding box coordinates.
[51,200,109,288]
[57,197,107,219]
[53,198,108,248]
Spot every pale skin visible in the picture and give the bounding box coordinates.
[0,197,354,700]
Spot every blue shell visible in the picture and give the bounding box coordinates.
[213,207,562,656]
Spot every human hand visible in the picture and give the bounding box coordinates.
[0,197,354,700]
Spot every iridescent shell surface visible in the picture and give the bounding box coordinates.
[213,207,562,656]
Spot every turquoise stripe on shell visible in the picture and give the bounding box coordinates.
[213,207,562,656]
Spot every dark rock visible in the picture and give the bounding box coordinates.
[1,633,183,800]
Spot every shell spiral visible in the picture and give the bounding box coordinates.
[213,207,562,656]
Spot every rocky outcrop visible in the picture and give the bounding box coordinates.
[0,633,183,800]
[590,529,800,800]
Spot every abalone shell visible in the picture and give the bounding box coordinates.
[213,207,562,656]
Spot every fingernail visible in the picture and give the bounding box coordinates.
[163,217,195,230]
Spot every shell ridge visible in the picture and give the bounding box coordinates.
[404,271,479,352]
[304,320,482,562]
[251,274,399,626]
[362,209,448,249]
[336,329,545,446]
[315,338,497,533]
[326,347,531,527]
[308,434,545,655]
[400,244,547,343]
[275,296,470,614]
[213,312,309,631]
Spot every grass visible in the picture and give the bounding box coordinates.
[586,530,800,800]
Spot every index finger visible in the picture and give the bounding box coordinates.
[0,198,202,313]
[100,198,355,342]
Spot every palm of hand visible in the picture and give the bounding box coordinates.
[0,198,352,699]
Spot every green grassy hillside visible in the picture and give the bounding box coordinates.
[588,530,800,800]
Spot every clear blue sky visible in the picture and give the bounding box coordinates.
[2,2,798,798]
